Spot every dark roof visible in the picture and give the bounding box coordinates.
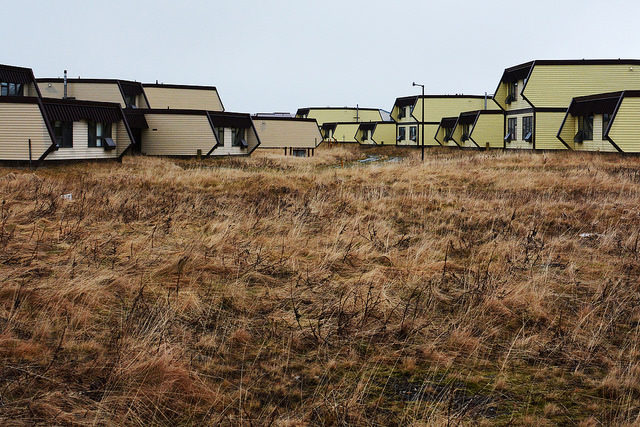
[567,92,622,116]
[296,106,383,114]
[500,59,640,83]
[394,94,490,108]
[0,64,36,84]
[37,78,141,85]
[394,96,418,108]
[119,81,145,97]
[457,111,480,125]
[41,98,124,124]
[251,115,317,123]
[142,83,217,91]
[321,123,338,130]
[500,61,535,83]
[439,117,459,128]
[358,123,377,131]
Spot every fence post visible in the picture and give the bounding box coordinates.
[28,139,32,169]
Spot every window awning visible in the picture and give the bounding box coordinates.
[569,94,620,116]
[208,112,252,128]
[395,96,418,108]
[119,81,144,98]
[439,117,458,128]
[0,65,34,84]
[42,99,123,123]
[457,112,479,125]
[124,111,149,129]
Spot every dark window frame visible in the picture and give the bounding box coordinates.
[54,121,74,148]
[232,128,246,147]
[602,113,611,139]
[0,82,24,97]
[397,126,406,141]
[216,127,225,145]
[522,116,533,142]
[506,117,517,142]
[88,121,113,148]
[409,126,417,141]
[579,115,594,141]
[506,81,518,104]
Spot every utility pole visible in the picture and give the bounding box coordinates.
[413,82,425,161]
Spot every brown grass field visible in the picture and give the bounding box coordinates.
[1,145,640,425]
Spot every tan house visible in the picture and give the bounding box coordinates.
[37,77,150,109]
[0,64,134,163]
[252,116,322,157]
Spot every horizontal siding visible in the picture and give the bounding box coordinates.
[372,123,396,145]
[254,119,321,149]
[571,114,617,152]
[412,98,489,123]
[535,112,567,150]
[141,114,217,156]
[609,97,640,153]
[504,113,534,150]
[525,65,640,108]
[0,103,51,160]
[558,113,575,150]
[501,79,531,111]
[306,109,381,125]
[333,123,360,143]
[143,87,223,111]
[471,114,504,149]
[116,121,133,155]
[39,82,125,106]
[46,121,121,160]
[211,126,254,156]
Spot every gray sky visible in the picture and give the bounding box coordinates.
[3,0,639,113]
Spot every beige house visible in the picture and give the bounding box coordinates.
[0,64,134,163]
[252,116,322,157]
[142,83,224,111]
[37,78,150,109]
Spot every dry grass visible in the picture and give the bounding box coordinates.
[1,145,640,425]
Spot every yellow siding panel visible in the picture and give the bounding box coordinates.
[535,112,567,150]
[558,114,576,150]
[609,97,640,153]
[0,103,51,160]
[303,109,381,125]
[333,123,360,143]
[141,114,217,156]
[504,113,534,150]
[372,123,396,145]
[471,114,504,149]
[254,119,322,149]
[525,65,640,108]
[39,82,125,106]
[411,98,490,123]
[143,87,223,111]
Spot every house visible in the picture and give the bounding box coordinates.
[142,83,224,111]
[252,116,322,156]
[448,110,505,149]
[329,122,361,143]
[557,91,640,153]
[137,110,260,157]
[0,65,134,163]
[356,122,397,145]
[391,95,495,146]
[494,59,640,150]
[434,117,459,147]
[295,107,385,126]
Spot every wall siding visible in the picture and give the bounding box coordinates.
[412,98,490,123]
[47,121,122,160]
[372,123,396,145]
[211,126,254,156]
[471,114,504,149]
[40,82,125,106]
[303,109,381,125]
[525,65,640,108]
[609,97,640,153]
[254,119,321,149]
[141,114,217,156]
[535,112,568,150]
[571,114,617,152]
[0,103,51,160]
[143,87,223,111]
[333,123,360,143]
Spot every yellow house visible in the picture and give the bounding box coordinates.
[142,83,224,111]
[391,95,496,146]
[356,122,397,145]
[557,91,640,153]
[252,116,322,157]
[0,64,134,163]
[434,117,459,147]
[295,107,385,126]
[494,59,640,150]
[449,110,505,149]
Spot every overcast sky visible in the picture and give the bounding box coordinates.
[3,0,639,113]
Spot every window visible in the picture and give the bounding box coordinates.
[216,127,225,145]
[0,82,24,96]
[506,81,518,104]
[444,127,453,142]
[461,124,470,141]
[522,116,533,142]
[397,126,406,141]
[579,115,593,141]
[505,118,517,142]
[124,94,137,108]
[88,121,112,147]
[410,126,417,141]
[54,121,73,148]
[232,128,247,148]
[292,148,307,157]
[603,113,611,139]
[398,106,406,119]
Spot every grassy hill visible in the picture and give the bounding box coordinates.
[1,146,640,425]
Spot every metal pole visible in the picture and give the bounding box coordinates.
[421,86,425,162]
[28,138,32,168]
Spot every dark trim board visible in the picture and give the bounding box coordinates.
[142,83,218,91]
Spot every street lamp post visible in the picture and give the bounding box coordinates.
[412,82,425,162]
